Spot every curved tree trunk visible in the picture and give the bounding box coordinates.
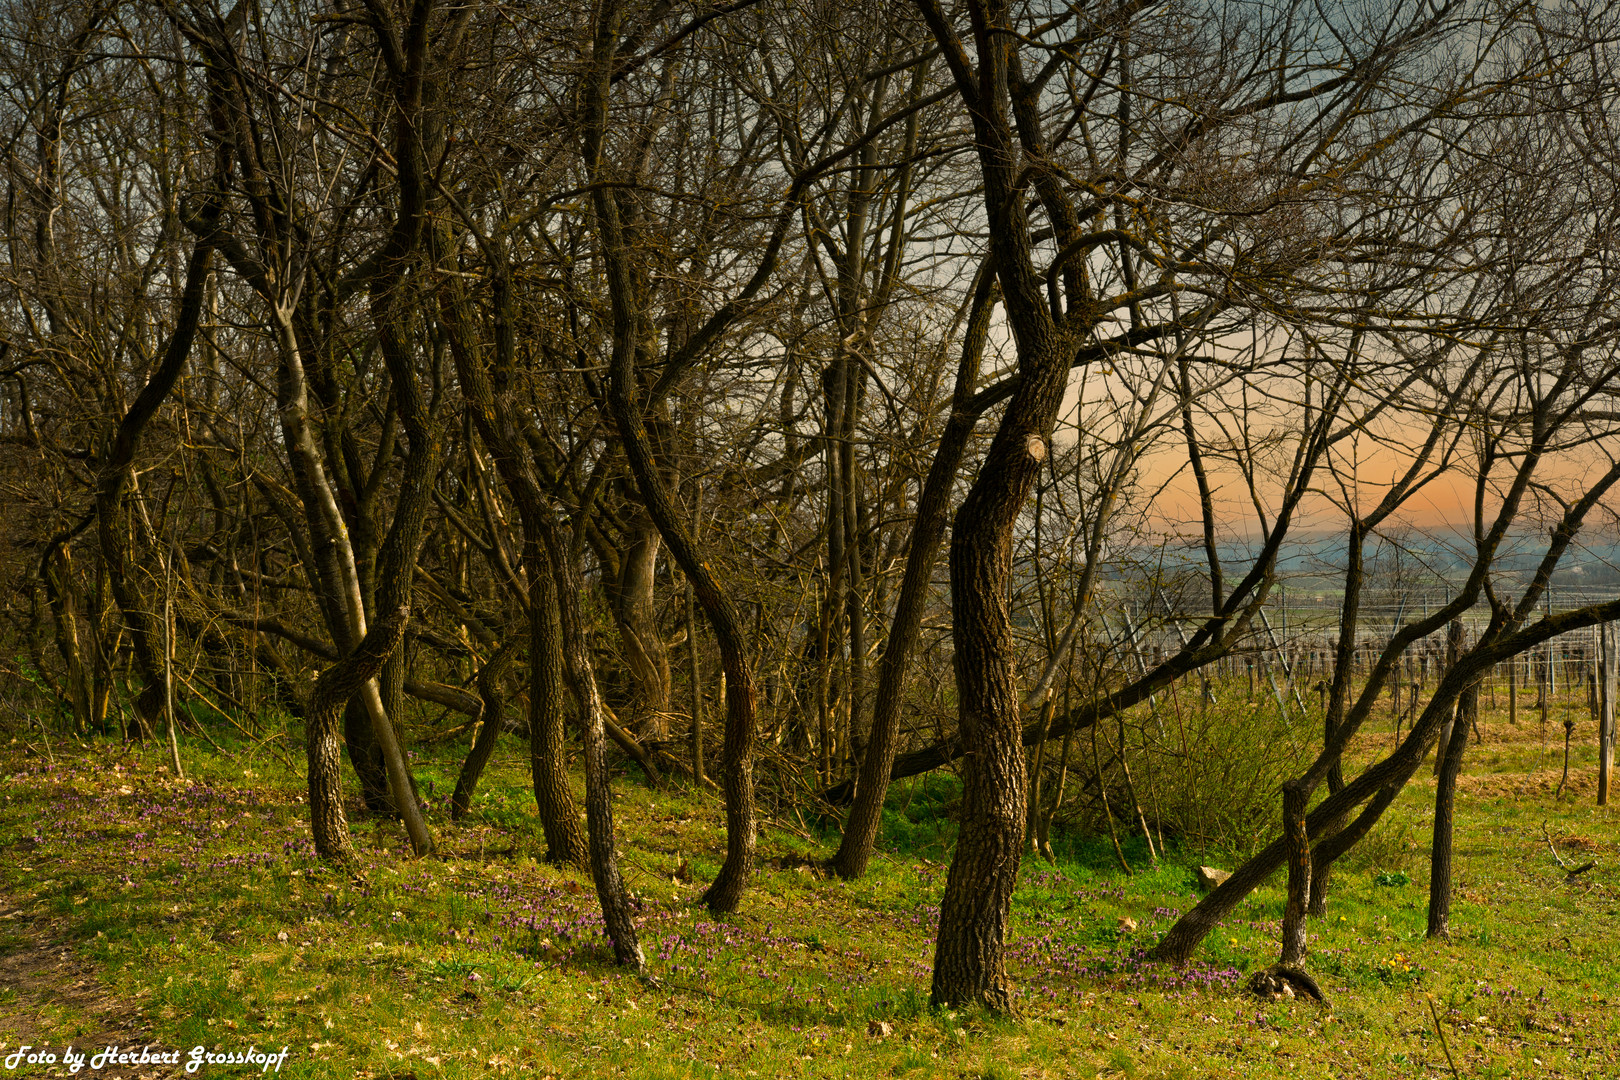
[271,304,433,857]
[94,232,218,737]
[1151,631,1522,965]
[930,411,1054,1010]
[606,373,758,912]
[914,6,1092,992]
[306,606,411,864]
[1151,714,1442,966]
[437,250,588,869]
[451,640,520,821]
[930,299,1071,1009]
[584,4,757,913]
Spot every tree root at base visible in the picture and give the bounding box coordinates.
[1247,964,1325,1003]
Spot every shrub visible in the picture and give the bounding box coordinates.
[1046,687,1316,860]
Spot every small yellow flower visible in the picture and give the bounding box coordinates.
[1229,938,1239,947]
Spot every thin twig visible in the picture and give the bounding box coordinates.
[170,669,292,767]
[1542,819,1569,868]
[1426,995,1461,1080]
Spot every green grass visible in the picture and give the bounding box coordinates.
[0,685,1615,1078]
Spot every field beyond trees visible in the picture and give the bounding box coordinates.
[0,685,1614,1080]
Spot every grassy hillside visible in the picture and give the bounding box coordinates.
[0,696,1614,1079]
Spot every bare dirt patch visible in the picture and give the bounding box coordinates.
[0,901,181,1079]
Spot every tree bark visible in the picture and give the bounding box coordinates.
[928,113,1073,1006]
[160,544,184,780]
[1600,622,1614,806]
[270,304,433,856]
[41,544,93,734]
[437,257,588,868]
[343,699,393,813]
[527,535,590,867]
[686,574,705,785]
[608,518,671,739]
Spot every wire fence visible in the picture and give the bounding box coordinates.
[1105,582,1620,712]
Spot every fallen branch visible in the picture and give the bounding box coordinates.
[1541,820,1598,877]
[1542,819,1568,867]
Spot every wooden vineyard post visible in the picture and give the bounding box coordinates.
[1540,648,1550,740]
[1600,622,1614,807]
[1588,629,1598,735]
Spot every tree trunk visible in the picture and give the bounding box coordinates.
[687,575,705,786]
[1427,683,1474,938]
[830,266,994,879]
[451,641,520,821]
[94,230,218,737]
[306,607,412,864]
[1152,673,1464,964]
[840,358,867,776]
[161,546,184,780]
[543,526,645,970]
[42,545,92,734]
[815,565,843,785]
[1278,780,1310,967]
[90,564,116,735]
[527,535,590,868]
[609,518,671,739]
[930,318,1069,1011]
[583,0,758,911]
[343,699,394,813]
[1149,594,1607,967]
[271,305,433,857]
[1600,622,1614,806]
[1435,620,1464,776]
[436,254,588,868]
